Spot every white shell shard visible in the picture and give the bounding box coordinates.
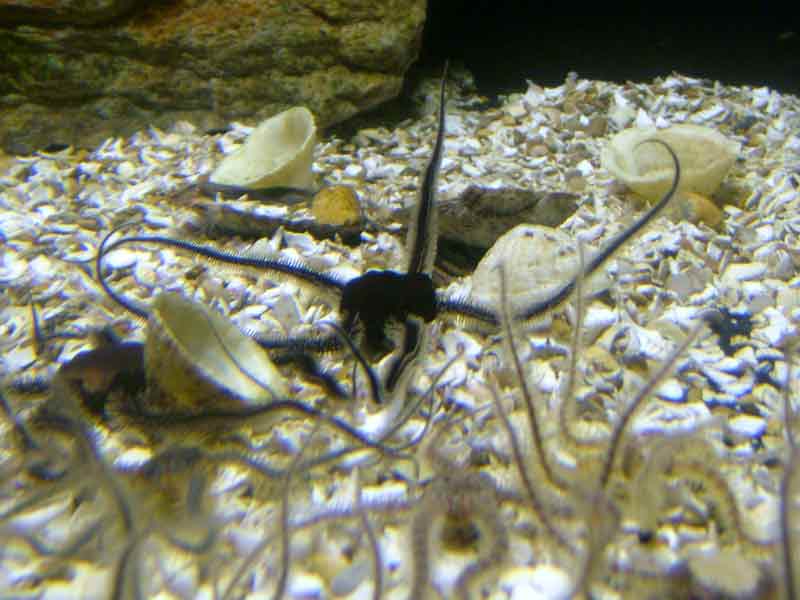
[145,292,288,414]
[499,565,572,600]
[727,414,767,439]
[101,247,139,270]
[631,401,712,437]
[601,124,740,201]
[209,107,317,189]
[0,248,27,282]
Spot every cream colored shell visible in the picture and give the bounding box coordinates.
[470,224,608,314]
[144,292,287,414]
[601,124,739,202]
[210,107,317,189]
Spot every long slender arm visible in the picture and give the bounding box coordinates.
[405,61,448,276]
[516,140,681,322]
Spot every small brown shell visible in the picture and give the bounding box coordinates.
[311,185,362,226]
[668,191,723,229]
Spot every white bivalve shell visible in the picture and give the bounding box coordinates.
[470,224,608,315]
[601,124,740,202]
[144,292,288,414]
[210,106,317,189]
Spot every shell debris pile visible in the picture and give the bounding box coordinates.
[1,71,800,598]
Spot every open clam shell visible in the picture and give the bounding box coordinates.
[209,106,317,190]
[144,292,287,415]
[601,124,740,202]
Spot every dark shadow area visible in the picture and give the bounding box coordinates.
[420,3,799,97]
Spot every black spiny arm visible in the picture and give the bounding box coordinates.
[405,60,448,277]
[101,234,346,292]
[516,140,681,322]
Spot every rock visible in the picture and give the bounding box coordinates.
[392,184,579,276]
[439,186,578,247]
[430,185,579,275]
[396,184,578,251]
[0,0,136,26]
[0,0,426,153]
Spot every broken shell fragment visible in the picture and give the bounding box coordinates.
[601,124,740,202]
[209,107,317,190]
[687,548,763,599]
[144,292,287,415]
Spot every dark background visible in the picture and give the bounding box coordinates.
[419,3,799,97]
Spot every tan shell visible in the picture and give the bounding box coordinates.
[470,224,608,314]
[210,107,317,190]
[601,124,740,202]
[144,292,287,414]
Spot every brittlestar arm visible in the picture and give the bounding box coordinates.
[385,316,427,394]
[99,233,346,293]
[435,293,500,327]
[516,140,681,322]
[96,227,348,322]
[405,61,448,276]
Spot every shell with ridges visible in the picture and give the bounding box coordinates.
[469,224,608,314]
[209,106,317,190]
[144,292,287,415]
[601,124,740,202]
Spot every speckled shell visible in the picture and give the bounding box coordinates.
[470,224,608,313]
[209,107,317,190]
[311,185,361,226]
[601,124,740,201]
[144,292,287,414]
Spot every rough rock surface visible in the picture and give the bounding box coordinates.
[0,0,426,153]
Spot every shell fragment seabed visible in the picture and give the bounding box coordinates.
[1,71,800,599]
